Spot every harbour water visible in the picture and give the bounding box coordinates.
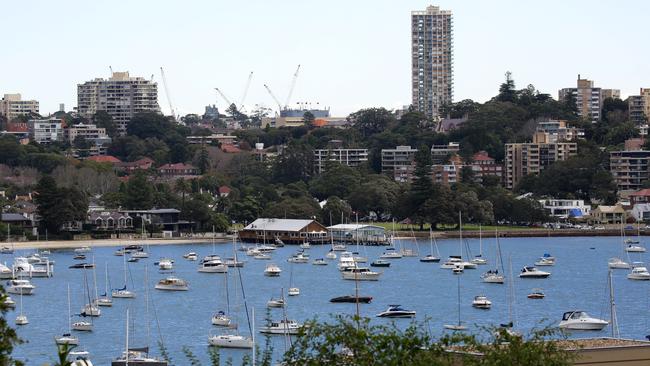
[8,235,650,365]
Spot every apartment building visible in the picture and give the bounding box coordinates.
[381,145,418,182]
[430,142,459,163]
[558,75,619,122]
[66,123,111,145]
[314,148,368,174]
[0,94,39,120]
[535,120,584,143]
[28,117,63,144]
[77,71,159,134]
[504,132,577,189]
[471,150,503,182]
[629,88,650,124]
[610,149,650,192]
[411,5,453,119]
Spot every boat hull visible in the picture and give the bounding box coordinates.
[558,321,608,330]
[208,335,253,349]
[155,285,188,291]
[330,296,372,303]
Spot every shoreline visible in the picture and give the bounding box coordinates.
[3,237,230,251]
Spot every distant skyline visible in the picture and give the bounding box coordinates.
[1,0,649,117]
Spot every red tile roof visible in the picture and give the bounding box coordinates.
[630,189,650,197]
[218,186,231,194]
[87,155,122,164]
[159,163,197,170]
[472,151,494,161]
[221,144,241,153]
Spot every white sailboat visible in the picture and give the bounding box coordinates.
[482,228,505,284]
[610,223,632,269]
[443,275,467,331]
[420,228,441,262]
[288,262,299,296]
[211,268,231,327]
[471,224,488,265]
[55,285,80,346]
[96,264,113,306]
[15,290,28,326]
[81,266,100,317]
[112,252,135,299]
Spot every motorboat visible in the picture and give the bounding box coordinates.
[224,258,245,267]
[312,258,328,266]
[460,261,477,269]
[267,298,285,308]
[208,334,253,349]
[264,263,282,277]
[288,287,300,296]
[481,270,505,284]
[274,237,285,247]
[608,257,631,269]
[627,266,650,280]
[25,253,53,265]
[1,246,14,254]
[401,248,418,257]
[420,254,441,263]
[198,259,228,273]
[527,288,545,299]
[183,252,198,261]
[558,310,608,330]
[246,248,261,256]
[300,241,311,249]
[254,253,272,260]
[6,279,35,295]
[471,257,488,265]
[127,257,139,263]
[15,314,28,325]
[72,320,93,332]
[452,264,464,274]
[380,248,403,259]
[4,295,16,309]
[257,244,276,253]
[337,252,356,271]
[158,258,174,271]
[14,257,53,277]
[443,324,468,331]
[326,251,337,260]
[330,295,373,303]
[95,296,113,307]
[80,303,101,317]
[625,238,640,245]
[155,276,189,291]
[114,249,126,256]
[352,253,368,263]
[131,250,149,259]
[287,253,309,263]
[112,287,136,299]
[625,244,646,253]
[341,267,381,281]
[211,311,231,327]
[534,257,555,266]
[74,246,91,253]
[519,266,550,278]
[0,263,13,279]
[472,295,492,309]
[111,350,167,366]
[73,254,86,260]
[370,259,391,267]
[259,319,303,335]
[69,263,95,269]
[440,256,463,269]
[376,305,416,318]
[332,243,347,251]
[55,333,80,346]
[123,245,144,253]
[540,253,555,262]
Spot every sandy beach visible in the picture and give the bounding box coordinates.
[3,237,231,251]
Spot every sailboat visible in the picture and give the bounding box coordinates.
[211,270,232,327]
[75,274,95,331]
[482,228,505,284]
[112,251,136,299]
[471,224,488,265]
[15,290,28,325]
[80,265,100,317]
[96,264,113,306]
[111,309,168,365]
[131,226,150,259]
[498,256,520,336]
[55,285,80,345]
[420,228,441,262]
[609,223,632,269]
[443,275,467,331]
[288,262,300,296]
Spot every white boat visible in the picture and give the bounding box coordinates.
[481,270,505,284]
[158,258,174,271]
[155,276,189,291]
[113,253,136,299]
[312,258,327,266]
[519,266,550,278]
[376,305,416,318]
[352,254,368,263]
[299,242,311,249]
[440,256,463,269]
[627,266,650,280]
[4,295,15,309]
[254,253,272,260]
[131,251,149,259]
[264,263,282,277]
[274,237,285,247]
[608,257,631,269]
[13,257,52,277]
[6,279,35,295]
[452,264,464,274]
[472,295,492,309]
[534,257,555,266]
[114,249,125,256]
[211,310,231,327]
[198,259,228,273]
[15,291,27,325]
[625,244,646,252]
[183,252,198,261]
[96,265,113,306]
[444,273,467,331]
[74,246,91,253]
[558,310,608,330]
[332,244,347,251]
[341,267,381,281]
[81,303,101,317]
[288,287,300,296]
[337,252,356,271]
[208,334,254,349]
[112,350,167,365]
[259,319,303,335]
[380,248,403,259]
[0,263,14,279]
[257,244,276,253]
[55,333,80,346]
[72,320,93,332]
[246,248,261,256]
[287,253,309,263]
[267,298,285,308]
[224,258,245,267]
[326,251,337,259]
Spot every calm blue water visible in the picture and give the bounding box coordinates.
[7,236,650,365]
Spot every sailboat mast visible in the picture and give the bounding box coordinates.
[457,275,461,326]
[67,284,72,333]
[225,269,230,315]
[252,307,256,366]
[145,265,151,350]
[92,256,99,301]
[609,269,619,338]
[459,211,463,257]
[125,308,130,364]
[479,224,483,256]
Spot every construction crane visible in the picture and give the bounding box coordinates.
[284,64,301,108]
[263,84,283,112]
[215,88,233,106]
[238,71,254,112]
[160,67,176,120]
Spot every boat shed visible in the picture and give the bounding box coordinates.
[327,224,387,245]
[239,218,328,244]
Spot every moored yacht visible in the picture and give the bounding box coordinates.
[376,305,416,318]
[72,319,93,332]
[6,279,35,295]
[287,252,309,263]
[472,295,492,309]
[157,258,174,271]
[264,263,282,277]
[608,257,631,269]
[80,303,101,317]
[380,247,402,259]
[481,269,505,284]
[211,310,231,327]
[519,266,550,278]
[155,276,189,291]
[326,250,337,259]
[625,244,646,253]
[183,252,198,261]
[420,254,441,263]
[267,297,285,308]
[312,258,327,266]
[627,266,650,280]
[534,257,555,266]
[208,334,254,349]
[440,256,463,269]
[55,333,80,346]
[259,319,303,335]
[558,310,608,330]
[330,295,373,303]
[0,263,13,279]
[341,267,381,281]
[111,349,168,366]
[112,287,136,299]
[198,259,228,273]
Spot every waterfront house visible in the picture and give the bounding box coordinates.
[239,218,328,244]
[1,213,32,228]
[327,224,387,244]
[589,205,627,224]
[539,199,591,219]
[119,208,191,234]
[629,188,650,206]
[89,211,134,230]
[631,203,650,223]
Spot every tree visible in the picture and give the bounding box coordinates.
[34,175,64,234]
[272,142,314,183]
[123,171,154,209]
[303,111,315,127]
[93,111,117,138]
[321,196,352,225]
[309,162,361,200]
[348,175,400,219]
[405,145,435,229]
[496,71,516,103]
[196,146,210,174]
[0,285,23,365]
[348,108,395,137]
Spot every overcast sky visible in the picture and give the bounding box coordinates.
[1,0,648,117]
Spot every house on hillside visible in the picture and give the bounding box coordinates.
[239,218,328,244]
[117,157,154,173]
[218,186,231,198]
[589,205,627,224]
[118,208,191,234]
[158,163,199,178]
[632,204,650,223]
[629,189,650,206]
[87,155,122,164]
[89,211,134,230]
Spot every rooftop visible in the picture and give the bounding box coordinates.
[327,224,385,231]
[87,155,122,164]
[244,218,318,232]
